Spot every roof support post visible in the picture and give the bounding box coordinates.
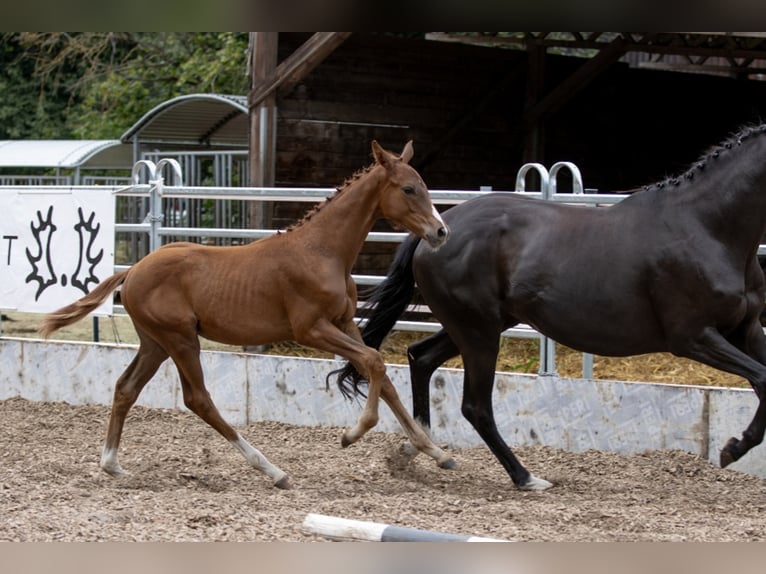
[248,32,279,229]
[522,40,546,169]
[246,32,351,230]
[520,36,627,171]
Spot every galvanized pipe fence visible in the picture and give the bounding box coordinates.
[110,158,635,378]
[7,157,766,378]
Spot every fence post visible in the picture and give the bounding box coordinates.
[548,161,584,195]
[515,162,549,196]
[549,161,596,378]
[515,163,557,376]
[148,178,162,253]
[133,158,182,254]
[131,160,161,252]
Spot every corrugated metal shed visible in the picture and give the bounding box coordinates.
[0,140,133,169]
[120,94,248,147]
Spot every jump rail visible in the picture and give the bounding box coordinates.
[301,513,508,542]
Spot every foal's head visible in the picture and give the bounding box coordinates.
[372,140,448,248]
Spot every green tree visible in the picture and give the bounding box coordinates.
[0,34,74,139]
[0,32,249,140]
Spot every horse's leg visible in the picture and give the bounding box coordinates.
[458,336,553,491]
[394,330,460,462]
[167,337,291,489]
[723,397,766,466]
[378,378,457,468]
[299,317,388,441]
[407,329,459,428]
[299,318,454,467]
[676,325,766,466]
[101,331,168,477]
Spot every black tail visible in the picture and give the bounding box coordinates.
[327,233,422,399]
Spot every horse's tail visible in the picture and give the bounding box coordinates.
[38,270,129,338]
[328,233,421,399]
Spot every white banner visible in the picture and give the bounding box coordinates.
[1,187,115,314]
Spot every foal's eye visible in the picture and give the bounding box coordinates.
[402,186,415,195]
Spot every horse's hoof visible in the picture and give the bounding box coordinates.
[274,474,293,490]
[101,465,129,478]
[438,456,458,470]
[518,474,553,491]
[340,433,352,448]
[720,437,739,468]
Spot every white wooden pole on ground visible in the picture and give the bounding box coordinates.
[302,513,509,542]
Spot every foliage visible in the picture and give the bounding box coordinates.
[0,33,249,140]
[0,35,73,138]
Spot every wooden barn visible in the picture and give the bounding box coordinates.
[117,32,766,272]
[125,32,766,194]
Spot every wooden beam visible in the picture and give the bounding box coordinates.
[248,32,352,111]
[414,64,525,171]
[427,32,766,62]
[523,36,627,129]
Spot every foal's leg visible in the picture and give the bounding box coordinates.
[168,337,291,489]
[101,332,168,477]
[299,318,454,467]
[300,317,391,441]
[378,378,457,468]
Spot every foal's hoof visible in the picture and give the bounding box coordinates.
[101,465,129,478]
[518,474,553,491]
[341,427,362,448]
[720,437,740,468]
[438,456,458,470]
[274,474,293,490]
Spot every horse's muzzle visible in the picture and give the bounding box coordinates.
[425,224,449,249]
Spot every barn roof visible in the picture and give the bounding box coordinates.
[0,139,133,169]
[120,93,249,147]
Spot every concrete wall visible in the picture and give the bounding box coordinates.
[1,337,763,479]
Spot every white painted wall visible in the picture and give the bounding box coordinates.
[1,337,763,478]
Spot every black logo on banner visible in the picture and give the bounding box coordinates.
[25,206,105,301]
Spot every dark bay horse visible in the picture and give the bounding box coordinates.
[41,141,453,489]
[333,125,766,491]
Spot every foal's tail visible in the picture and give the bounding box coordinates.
[38,270,129,338]
[328,234,421,399]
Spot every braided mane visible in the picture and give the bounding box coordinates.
[283,164,375,232]
[639,123,766,193]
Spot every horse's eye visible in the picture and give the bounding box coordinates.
[402,186,415,196]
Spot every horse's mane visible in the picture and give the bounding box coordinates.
[282,164,375,232]
[635,123,766,193]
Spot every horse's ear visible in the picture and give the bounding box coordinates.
[372,140,393,170]
[400,140,414,164]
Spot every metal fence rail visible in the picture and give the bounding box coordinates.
[13,158,763,378]
[9,158,766,378]
[108,159,628,377]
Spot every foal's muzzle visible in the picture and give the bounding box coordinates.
[425,223,449,249]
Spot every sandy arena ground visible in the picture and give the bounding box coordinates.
[1,397,764,542]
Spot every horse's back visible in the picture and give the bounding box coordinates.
[120,235,348,346]
[122,240,283,329]
[412,193,669,354]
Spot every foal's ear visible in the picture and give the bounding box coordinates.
[372,140,414,169]
[400,140,414,164]
[372,140,395,170]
